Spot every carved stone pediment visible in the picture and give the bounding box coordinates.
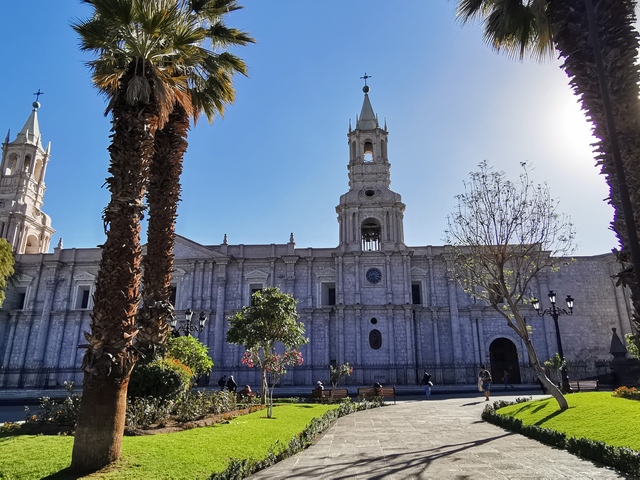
[73,271,96,283]
[314,267,336,282]
[244,269,269,282]
[15,273,34,286]
[172,235,228,260]
[411,266,428,278]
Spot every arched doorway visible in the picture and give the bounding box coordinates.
[488,338,521,384]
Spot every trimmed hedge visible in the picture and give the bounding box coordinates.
[482,401,640,476]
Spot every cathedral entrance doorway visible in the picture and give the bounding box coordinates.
[488,338,521,384]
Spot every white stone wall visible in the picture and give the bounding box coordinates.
[0,238,631,387]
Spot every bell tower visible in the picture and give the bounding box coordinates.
[0,99,54,254]
[336,83,406,252]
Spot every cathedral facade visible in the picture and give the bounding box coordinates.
[0,90,634,388]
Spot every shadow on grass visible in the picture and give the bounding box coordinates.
[534,407,566,426]
[42,467,82,479]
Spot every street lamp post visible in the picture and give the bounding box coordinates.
[531,291,575,394]
[170,308,207,336]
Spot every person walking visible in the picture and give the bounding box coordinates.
[419,371,433,399]
[502,369,512,389]
[479,365,492,401]
[218,375,227,391]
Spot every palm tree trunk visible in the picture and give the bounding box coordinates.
[547,0,640,349]
[138,104,189,360]
[71,375,130,472]
[71,64,159,473]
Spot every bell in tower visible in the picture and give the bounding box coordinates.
[336,80,406,253]
[0,96,54,254]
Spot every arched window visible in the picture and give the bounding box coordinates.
[34,159,43,181]
[5,154,18,175]
[363,141,374,162]
[361,218,381,251]
[369,329,382,349]
[23,155,32,173]
[351,141,357,162]
[25,234,39,254]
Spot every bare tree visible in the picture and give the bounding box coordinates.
[445,161,576,411]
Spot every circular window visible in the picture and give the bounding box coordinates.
[369,329,382,350]
[364,189,375,197]
[370,317,377,325]
[366,267,382,284]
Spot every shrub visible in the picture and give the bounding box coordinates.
[613,386,640,401]
[23,381,81,429]
[166,336,214,378]
[128,357,193,401]
[126,396,173,429]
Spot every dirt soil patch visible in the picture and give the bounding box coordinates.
[125,405,266,436]
[7,405,266,437]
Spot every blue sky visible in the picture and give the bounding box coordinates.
[0,1,618,256]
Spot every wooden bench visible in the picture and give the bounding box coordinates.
[357,386,396,404]
[569,380,599,392]
[312,388,349,402]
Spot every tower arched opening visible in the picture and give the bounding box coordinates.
[25,234,39,254]
[361,218,381,251]
[363,141,374,162]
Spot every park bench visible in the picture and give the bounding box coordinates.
[357,386,396,404]
[312,388,349,402]
[569,379,599,392]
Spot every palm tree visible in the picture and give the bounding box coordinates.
[456,0,640,354]
[71,0,207,472]
[138,0,254,361]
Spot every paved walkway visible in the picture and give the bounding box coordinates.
[249,394,630,480]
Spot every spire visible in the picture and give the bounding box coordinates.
[357,90,378,130]
[12,101,42,147]
[356,74,378,130]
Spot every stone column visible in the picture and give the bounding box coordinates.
[213,258,228,365]
[445,258,463,367]
[336,255,344,305]
[427,252,436,306]
[354,305,363,383]
[385,254,393,304]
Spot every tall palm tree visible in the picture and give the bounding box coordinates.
[456,0,640,353]
[71,0,205,472]
[138,0,254,361]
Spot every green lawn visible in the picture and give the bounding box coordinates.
[497,392,640,450]
[0,404,337,480]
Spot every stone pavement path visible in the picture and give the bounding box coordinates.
[249,395,632,480]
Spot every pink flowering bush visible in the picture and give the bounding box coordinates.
[242,348,304,417]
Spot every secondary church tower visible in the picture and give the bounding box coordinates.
[0,100,54,254]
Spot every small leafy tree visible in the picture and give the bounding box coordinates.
[227,287,307,417]
[166,336,213,379]
[445,161,576,411]
[543,353,566,386]
[241,349,302,417]
[329,363,353,391]
[625,333,639,360]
